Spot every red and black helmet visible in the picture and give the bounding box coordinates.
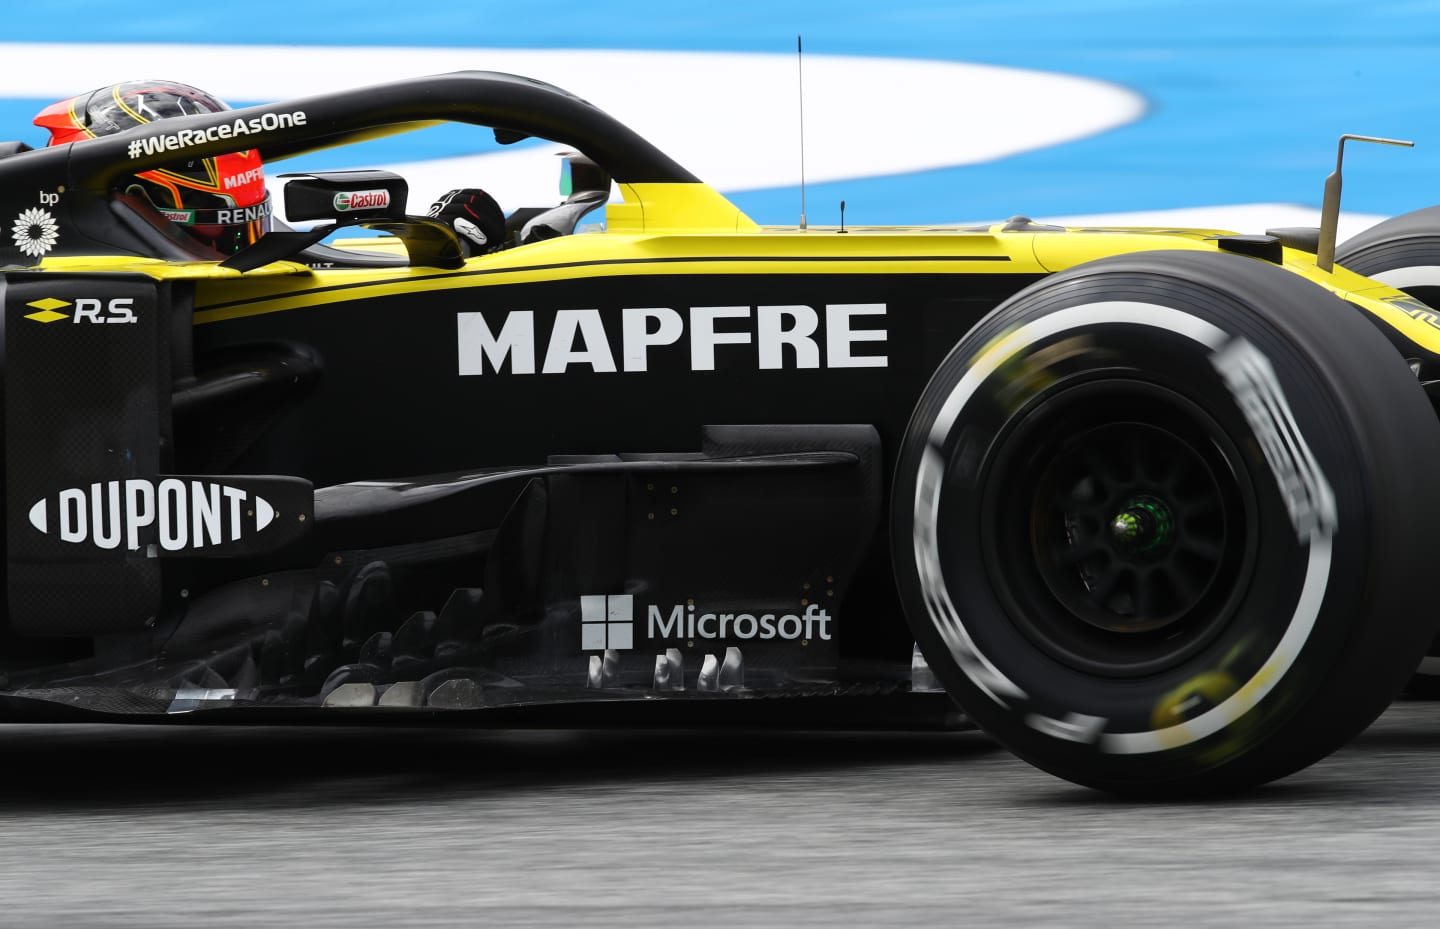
[34,80,271,254]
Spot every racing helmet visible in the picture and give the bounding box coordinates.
[34,80,271,254]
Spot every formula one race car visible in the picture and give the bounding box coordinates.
[4,72,1440,796]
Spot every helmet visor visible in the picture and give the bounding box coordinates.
[158,194,273,254]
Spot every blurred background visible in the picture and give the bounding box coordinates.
[3,0,1436,240]
[4,7,1440,925]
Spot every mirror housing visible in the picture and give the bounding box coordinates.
[559,151,610,199]
[280,169,409,223]
[222,168,466,272]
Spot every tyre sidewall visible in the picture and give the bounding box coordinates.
[893,250,1438,793]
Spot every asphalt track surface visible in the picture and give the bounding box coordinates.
[1,700,1437,927]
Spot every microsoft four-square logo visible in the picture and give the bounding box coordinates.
[581,594,633,650]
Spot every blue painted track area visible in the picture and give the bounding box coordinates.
[3,1,1438,224]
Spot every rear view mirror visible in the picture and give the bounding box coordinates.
[224,168,465,272]
[279,169,409,223]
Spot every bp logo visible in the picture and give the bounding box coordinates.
[11,207,59,258]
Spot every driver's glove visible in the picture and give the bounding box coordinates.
[428,188,506,256]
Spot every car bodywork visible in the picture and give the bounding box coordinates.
[0,71,1433,723]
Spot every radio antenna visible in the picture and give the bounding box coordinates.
[797,34,808,230]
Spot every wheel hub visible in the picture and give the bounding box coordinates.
[1108,496,1175,553]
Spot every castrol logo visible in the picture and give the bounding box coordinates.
[333,189,390,212]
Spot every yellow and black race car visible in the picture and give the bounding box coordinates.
[4,71,1440,796]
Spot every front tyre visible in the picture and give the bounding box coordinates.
[892,250,1440,795]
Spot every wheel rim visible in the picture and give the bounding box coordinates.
[981,377,1257,677]
[1040,424,1221,634]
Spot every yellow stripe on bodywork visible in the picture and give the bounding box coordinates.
[192,229,1039,324]
[1035,232,1440,357]
[1261,256,1440,357]
[29,181,1440,359]
[32,254,309,279]
[1338,282,1440,356]
[606,183,759,232]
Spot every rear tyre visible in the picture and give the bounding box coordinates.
[892,249,1440,795]
[1336,205,1440,309]
[1338,207,1440,695]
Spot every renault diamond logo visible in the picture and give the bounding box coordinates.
[21,296,137,325]
[24,297,70,323]
[581,594,633,651]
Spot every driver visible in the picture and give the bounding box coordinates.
[35,80,273,255]
[35,80,509,259]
